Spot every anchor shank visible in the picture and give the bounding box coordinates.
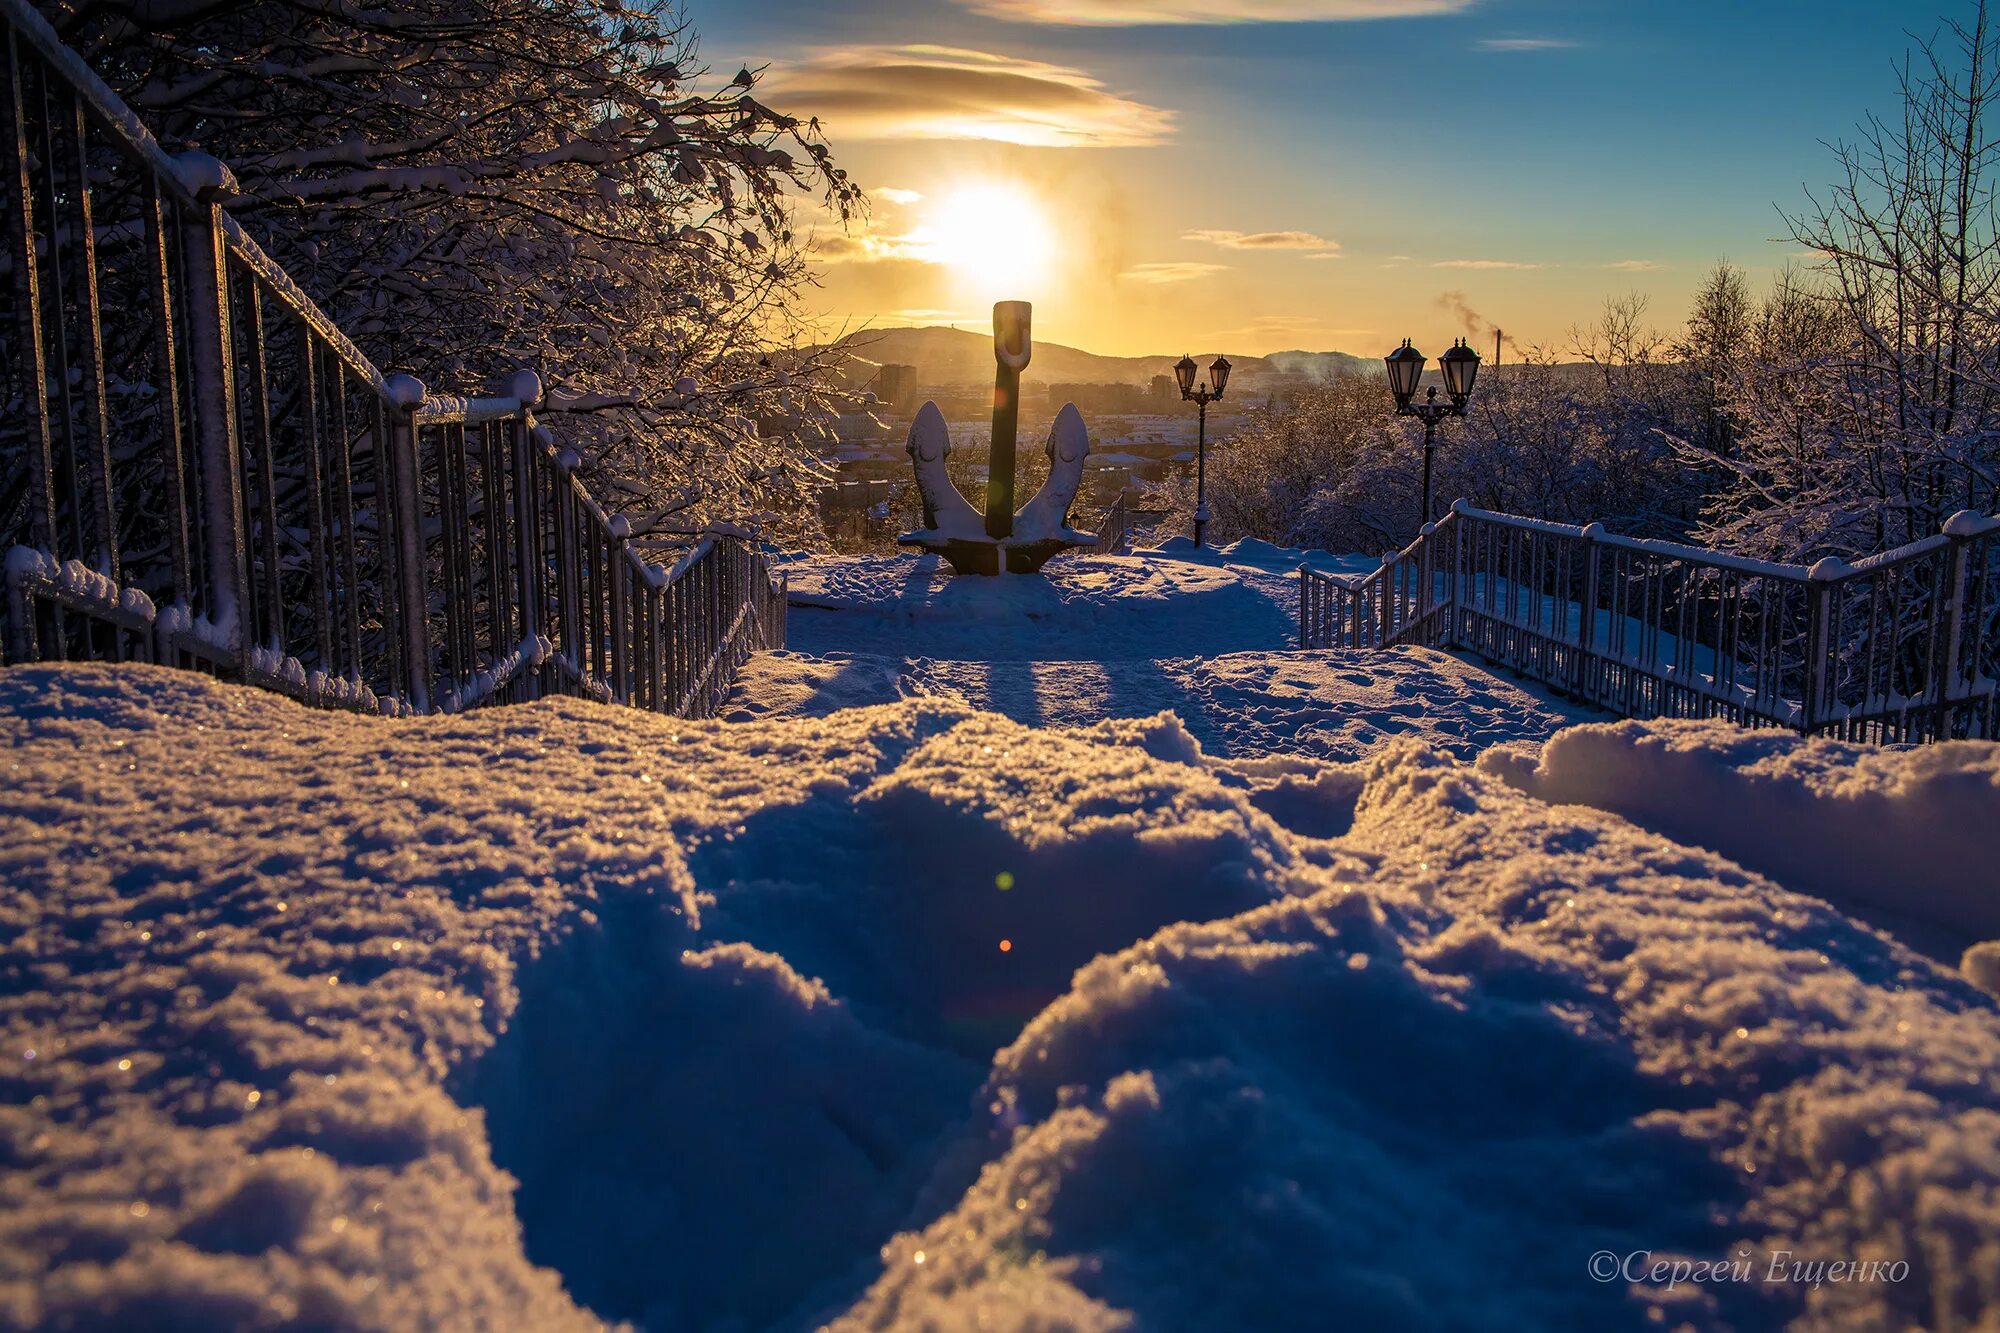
[985,301,1032,542]
[985,364,1020,540]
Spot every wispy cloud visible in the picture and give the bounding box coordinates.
[1605,259,1663,271]
[1185,228,1338,252]
[1120,261,1232,284]
[812,228,936,265]
[758,46,1173,148]
[1220,313,1377,342]
[874,187,924,205]
[1477,37,1580,51]
[1433,258,1545,270]
[960,0,1475,27]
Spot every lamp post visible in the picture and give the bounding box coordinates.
[1174,352,1231,547]
[1384,338,1481,525]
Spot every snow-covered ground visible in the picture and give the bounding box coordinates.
[778,538,1362,663]
[743,543,1591,761]
[4,663,2000,1331]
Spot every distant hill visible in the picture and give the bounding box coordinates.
[822,325,1376,390]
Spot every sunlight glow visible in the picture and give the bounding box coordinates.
[910,184,1056,304]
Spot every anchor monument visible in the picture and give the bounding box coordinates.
[898,301,1094,574]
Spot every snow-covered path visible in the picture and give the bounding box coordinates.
[780,540,1336,662]
[731,543,1591,760]
[3,664,1997,1332]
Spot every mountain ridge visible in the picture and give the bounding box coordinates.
[822,324,1376,388]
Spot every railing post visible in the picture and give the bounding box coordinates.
[1572,521,1602,702]
[508,371,543,699]
[609,513,631,704]
[4,36,57,567]
[1456,498,1472,644]
[1379,552,1396,648]
[1415,521,1437,645]
[1935,511,1981,738]
[1802,557,1847,734]
[383,374,433,711]
[172,152,250,651]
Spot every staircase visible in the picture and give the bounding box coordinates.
[0,0,783,718]
[1300,501,2000,745]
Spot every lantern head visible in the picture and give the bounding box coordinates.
[1385,340,1426,410]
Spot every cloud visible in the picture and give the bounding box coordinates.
[1219,313,1377,343]
[959,0,1475,26]
[812,228,939,265]
[1185,229,1339,251]
[1605,259,1663,271]
[758,46,1174,148]
[1477,37,1579,51]
[1432,258,1544,270]
[1120,262,1232,284]
[874,187,924,205]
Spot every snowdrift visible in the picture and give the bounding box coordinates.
[3,664,1998,1332]
[1482,719,2000,940]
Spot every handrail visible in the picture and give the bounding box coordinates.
[1450,501,1815,580]
[1300,501,2000,744]
[0,3,784,718]
[1091,495,1168,556]
[219,212,391,396]
[0,0,189,193]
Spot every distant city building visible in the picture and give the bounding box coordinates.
[872,363,917,407]
[1046,382,1168,414]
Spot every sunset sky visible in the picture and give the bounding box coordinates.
[705,0,1938,358]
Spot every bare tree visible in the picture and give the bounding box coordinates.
[44,0,863,542]
[1765,0,2000,554]
[1674,261,1755,461]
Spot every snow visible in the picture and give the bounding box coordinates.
[835,737,2000,1331]
[740,545,1579,760]
[4,663,1999,1331]
[778,544,1371,663]
[1480,719,2000,943]
[728,648,1588,764]
[5,546,156,624]
[7,541,2000,1331]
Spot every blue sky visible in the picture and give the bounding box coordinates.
[700,0,1948,356]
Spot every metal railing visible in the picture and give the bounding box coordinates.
[1300,500,2000,744]
[1090,495,1167,555]
[0,0,783,718]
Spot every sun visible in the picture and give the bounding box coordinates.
[916,183,1056,304]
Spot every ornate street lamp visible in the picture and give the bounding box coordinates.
[1384,338,1480,524]
[1175,352,1231,547]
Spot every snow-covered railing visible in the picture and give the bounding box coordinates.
[1300,502,2000,744]
[0,0,784,717]
[1089,495,1168,556]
